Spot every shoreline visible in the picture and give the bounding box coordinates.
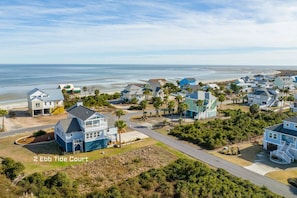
[0,69,286,111]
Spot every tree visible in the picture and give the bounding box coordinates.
[143,89,151,101]
[249,104,259,115]
[153,97,163,117]
[175,94,183,113]
[94,89,100,96]
[130,97,138,104]
[115,120,127,148]
[83,86,88,96]
[1,157,25,180]
[179,102,189,121]
[0,109,8,132]
[139,100,148,119]
[115,109,125,120]
[167,100,175,116]
[218,94,226,109]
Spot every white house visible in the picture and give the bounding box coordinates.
[247,88,280,108]
[273,76,294,90]
[121,84,145,103]
[147,79,167,98]
[27,88,64,117]
[54,102,117,153]
[263,117,297,164]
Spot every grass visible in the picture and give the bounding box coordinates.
[208,142,263,167]
[0,131,158,175]
[266,170,297,185]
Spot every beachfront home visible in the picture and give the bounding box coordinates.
[247,88,280,108]
[27,88,64,117]
[179,78,197,89]
[121,84,145,103]
[147,79,167,98]
[263,117,297,164]
[291,94,297,113]
[54,102,117,153]
[58,84,81,94]
[184,91,217,120]
[273,76,294,90]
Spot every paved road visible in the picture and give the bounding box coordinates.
[123,113,297,198]
[0,124,54,138]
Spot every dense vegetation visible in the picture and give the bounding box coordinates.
[1,157,25,180]
[87,158,280,198]
[63,91,121,108]
[169,109,297,149]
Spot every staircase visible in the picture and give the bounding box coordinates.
[270,142,295,164]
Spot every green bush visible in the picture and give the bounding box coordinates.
[1,157,25,180]
[32,130,46,137]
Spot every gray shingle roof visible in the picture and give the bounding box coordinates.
[266,124,297,136]
[58,118,81,133]
[67,105,97,121]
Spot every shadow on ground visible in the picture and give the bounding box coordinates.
[23,142,62,155]
[239,144,297,170]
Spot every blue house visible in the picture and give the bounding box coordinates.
[184,91,217,119]
[54,102,117,153]
[179,78,197,89]
[263,117,297,164]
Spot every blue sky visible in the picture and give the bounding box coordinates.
[1,0,297,65]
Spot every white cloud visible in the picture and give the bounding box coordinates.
[0,0,297,64]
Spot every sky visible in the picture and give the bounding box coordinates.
[1,0,297,65]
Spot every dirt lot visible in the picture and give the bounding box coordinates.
[4,108,67,131]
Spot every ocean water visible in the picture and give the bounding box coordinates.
[0,64,293,104]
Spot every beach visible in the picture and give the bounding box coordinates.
[0,64,291,110]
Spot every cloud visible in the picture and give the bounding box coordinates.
[0,0,297,64]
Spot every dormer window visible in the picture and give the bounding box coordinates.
[285,123,289,127]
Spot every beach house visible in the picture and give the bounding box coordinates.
[263,117,297,164]
[54,102,117,153]
[27,88,64,117]
[247,88,280,108]
[147,79,167,98]
[121,84,145,103]
[184,91,217,119]
[179,78,197,89]
[273,76,294,90]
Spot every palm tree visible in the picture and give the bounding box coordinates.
[139,100,148,119]
[179,102,189,121]
[143,89,151,101]
[83,86,88,96]
[0,109,8,132]
[153,98,163,117]
[114,120,127,148]
[175,94,183,114]
[218,94,226,109]
[115,109,125,120]
[94,89,100,96]
[167,100,175,116]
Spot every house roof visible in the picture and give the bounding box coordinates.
[148,78,166,83]
[187,91,216,100]
[284,117,297,123]
[182,78,196,81]
[266,124,297,136]
[67,104,97,121]
[28,88,64,101]
[58,118,82,133]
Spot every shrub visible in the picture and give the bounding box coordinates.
[1,157,25,180]
[32,130,46,137]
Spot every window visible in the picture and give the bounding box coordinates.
[90,133,93,138]
[273,133,277,139]
[269,133,272,138]
[93,120,99,126]
[36,103,40,107]
[86,133,89,139]
[285,123,289,127]
[86,121,92,128]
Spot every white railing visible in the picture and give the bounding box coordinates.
[270,150,292,164]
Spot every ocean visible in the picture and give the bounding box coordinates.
[0,64,293,104]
